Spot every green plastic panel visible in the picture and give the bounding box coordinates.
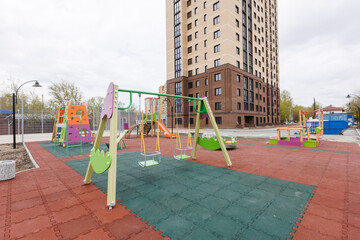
[197,137,221,150]
[269,139,278,145]
[90,148,112,174]
[303,141,317,148]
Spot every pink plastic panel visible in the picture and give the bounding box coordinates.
[64,124,93,143]
[101,82,114,119]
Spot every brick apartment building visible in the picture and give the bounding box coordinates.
[166,0,280,128]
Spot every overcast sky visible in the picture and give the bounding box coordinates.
[0,0,359,108]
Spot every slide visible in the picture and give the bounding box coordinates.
[155,120,176,139]
[125,124,140,138]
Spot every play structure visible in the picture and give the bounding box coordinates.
[84,82,232,208]
[52,102,93,157]
[269,110,324,147]
[125,98,175,139]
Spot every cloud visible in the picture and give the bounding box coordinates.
[0,0,166,105]
[279,0,360,107]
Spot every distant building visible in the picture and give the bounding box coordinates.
[322,105,345,114]
[166,0,280,128]
[158,84,168,125]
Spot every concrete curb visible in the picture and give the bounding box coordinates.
[22,142,39,170]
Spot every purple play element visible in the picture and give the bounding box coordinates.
[278,137,317,147]
[201,114,209,119]
[124,122,129,130]
[64,124,93,143]
[100,82,114,119]
[278,139,302,147]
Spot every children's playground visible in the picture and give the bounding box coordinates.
[1,83,360,240]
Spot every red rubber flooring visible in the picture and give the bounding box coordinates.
[1,136,359,239]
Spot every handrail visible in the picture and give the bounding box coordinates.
[118,92,133,110]
[193,99,207,114]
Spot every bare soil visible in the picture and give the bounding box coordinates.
[0,143,35,172]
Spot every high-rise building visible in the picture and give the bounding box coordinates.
[166,0,279,128]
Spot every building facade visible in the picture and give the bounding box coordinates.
[166,0,279,128]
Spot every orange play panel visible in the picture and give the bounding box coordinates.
[0,137,359,239]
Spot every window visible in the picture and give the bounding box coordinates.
[236,47,240,55]
[196,80,199,87]
[187,0,191,7]
[189,118,194,124]
[188,70,193,76]
[237,103,241,110]
[237,88,241,96]
[195,68,199,74]
[187,23,192,30]
[188,58,192,65]
[195,56,199,63]
[213,16,220,25]
[214,44,220,53]
[195,44,198,50]
[187,35,192,42]
[205,78,208,85]
[236,75,240,82]
[205,91,208,97]
[204,1,207,8]
[236,33,240,41]
[205,65,207,72]
[175,118,182,124]
[195,19,199,26]
[215,73,221,81]
[237,116,241,124]
[214,58,220,67]
[175,82,182,94]
[187,11,192,19]
[188,82,193,88]
[236,19,240,27]
[235,5,239,13]
[204,27,207,34]
[214,30,220,39]
[188,46,192,53]
[215,102,222,110]
[213,1,219,11]
[204,52,208,60]
[215,88,222,96]
[195,31,198,38]
[196,93,200,98]
[215,117,222,124]
[194,7,198,14]
[237,61,240,68]
[204,40,208,47]
[204,14,207,21]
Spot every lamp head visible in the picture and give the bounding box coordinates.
[32,81,42,88]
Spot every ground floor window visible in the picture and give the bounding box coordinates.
[215,117,222,124]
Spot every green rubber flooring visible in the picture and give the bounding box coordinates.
[66,151,314,239]
[39,141,108,158]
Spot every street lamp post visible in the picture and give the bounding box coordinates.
[346,94,360,129]
[163,98,174,134]
[12,80,42,149]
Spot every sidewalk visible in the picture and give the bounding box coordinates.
[1,127,359,145]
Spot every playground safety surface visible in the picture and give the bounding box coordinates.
[1,137,360,239]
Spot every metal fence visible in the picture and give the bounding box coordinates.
[0,97,142,142]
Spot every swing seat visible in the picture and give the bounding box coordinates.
[139,151,161,167]
[174,146,192,160]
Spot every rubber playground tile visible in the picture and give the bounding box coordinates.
[10,215,52,239]
[66,151,314,240]
[222,204,257,224]
[38,141,108,158]
[75,228,113,240]
[156,215,194,239]
[18,227,58,240]
[239,227,275,240]
[183,226,219,240]
[105,215,148,239]
[253,214,295,239]
[57,215,99,239]
[205,214,244,239]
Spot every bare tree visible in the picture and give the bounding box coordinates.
[49,80,83,105]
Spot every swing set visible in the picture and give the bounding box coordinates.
[84,82,232,208]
